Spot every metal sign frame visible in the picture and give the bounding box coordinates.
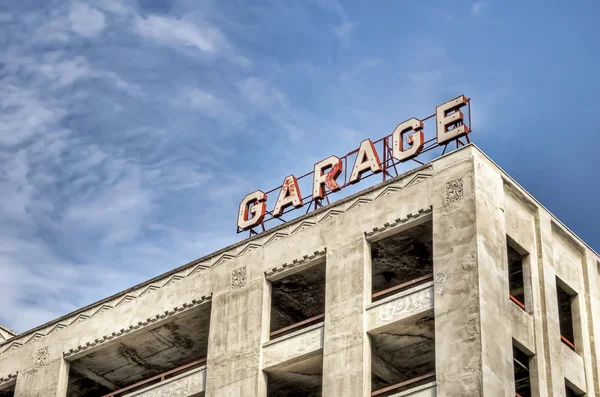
[237,96,472,236]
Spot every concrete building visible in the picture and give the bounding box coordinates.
[0,144,598,397]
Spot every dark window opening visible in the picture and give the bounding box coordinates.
[566,384,582,397]
[266,355,322,397]
[557,282,575,350]
[0,383,15,397]
[370,314,435,396]
[371,220,433,302]
[513,346,531,397]
[508,243,527,310]
[270,263,326,340]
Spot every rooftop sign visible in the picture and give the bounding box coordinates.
[237,95,471,235]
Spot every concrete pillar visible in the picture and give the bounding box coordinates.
[14,358,69,397]
[432,170,482,397]
[574,251,598,396]
[204,278,267,397]
[535,212,564,396]
[526,212,550,397]
[433,156,513,397]
[472,158,513,397]
[583,249,600,394]
[321,237,370,396]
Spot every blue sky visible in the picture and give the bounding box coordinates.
[0,0,598,333]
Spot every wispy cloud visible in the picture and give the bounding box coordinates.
[471,2,486,15]
[69,3,106,37]
[134,15,224,53]
[339,58,382,84]
[237,76,306,141]
[2,0,596,335]
[177,87,246,127]
[132,14,251,67]
[313,0,357,40]
[0,84,65,146]
[237,77,288,109]
[334,16,357,40]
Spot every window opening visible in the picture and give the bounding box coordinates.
[557,281,575,350]
[266,355,322,397]
[507,243,527,310]
[371,220,433,302]
[370,313,435,396]
[270,262,326,340]
[513,345,531,397]
[566,384,582,397]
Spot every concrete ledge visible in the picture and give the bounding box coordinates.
[264,249,327,281]
[63,295,212,361]
[123,365,206,397]
[386,381,437,397]
[366,284,434,332]
[510,302,535,354]
[562,343,586,394]
[0,371,17,388]
[262,323,324,370]
[365,207,433,242]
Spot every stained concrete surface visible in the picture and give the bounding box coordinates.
[2,146,599,397]
[67,304,211,397]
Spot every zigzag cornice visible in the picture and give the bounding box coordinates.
[63,294,212,359]
[264,249,327,278]
[365,206,434,239]
[0,163,435,356]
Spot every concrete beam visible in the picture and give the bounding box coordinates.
[71,363,117,391]
[371,351,408,385]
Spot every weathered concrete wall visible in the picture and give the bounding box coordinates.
[503,183,547,396]
[0,145,599,397]
[431,154,481,397]
[511,303,535,355]
[124,366,206,397]
[366,283,434,332]
[583,249,600,393]
[14,358,69,397]
[321,237,370,396]
[262,324,324,370]
[473,155,514,397]
[488,149,600,397]
[204,256,267,397]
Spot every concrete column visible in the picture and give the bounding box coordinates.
[14,358,69,397]
[535,211,564,396]
[321,237,370,396]
[574,251,598,396]
[432,170,482,397]
[433,156,513,397]
[204,278,267,397]
[472,158,513,397]
[526,212,550,397]
[583,249,600,394]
